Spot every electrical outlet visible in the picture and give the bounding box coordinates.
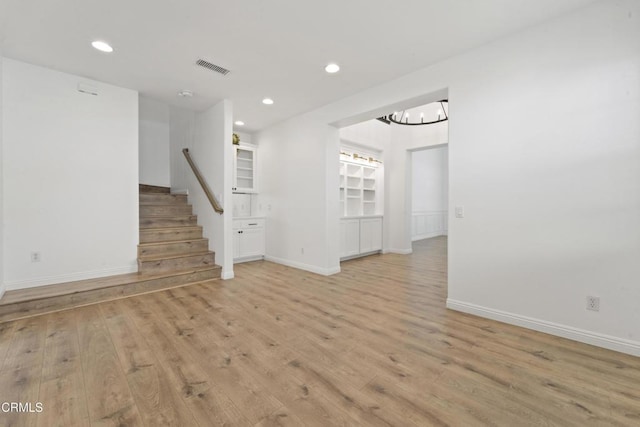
[301,248,305,255]
[586,296,600,312]
[31,252,41,263]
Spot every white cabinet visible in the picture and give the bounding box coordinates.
[340,216,383,260]
[233,144,257,193]
[340,219,360,258]
[360,217,383,253]
[233,219,265,262]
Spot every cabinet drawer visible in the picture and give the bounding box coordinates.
[233,219,265,229]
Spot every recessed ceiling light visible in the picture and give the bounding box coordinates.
[234,121,245,126]
[325,63,340,73]
[91,40,113,53]
[178,90,194,97]
[262,98,274,105]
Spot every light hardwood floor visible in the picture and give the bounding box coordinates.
[0,237,639,426]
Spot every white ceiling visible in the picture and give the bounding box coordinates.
[0,0,595,132]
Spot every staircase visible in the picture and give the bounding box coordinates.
[0,185,221,323]
[138,185,220,280]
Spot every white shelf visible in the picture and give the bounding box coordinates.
[340,158,382,217]
[233,145,257,193]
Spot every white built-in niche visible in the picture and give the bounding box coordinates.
[339,146,384,217]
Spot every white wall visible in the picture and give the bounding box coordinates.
[2,58,139,290]
[444,1,640,355]
[412,147,448,212]
[169,106,196,192]
[170,102,234,279]
[257,0,640,355]
[234,131,253,144]
[339,119,390,151]
[412,146,448,240]
[139,96,170,187]
[257,115,340,275]
[0,54,4,298]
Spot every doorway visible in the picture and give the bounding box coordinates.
[410,144,449,243]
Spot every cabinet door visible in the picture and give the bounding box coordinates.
[233,145,257,193]
[233,230,241,259]
[238,227,265,258]
[340,219,360,258]
[360,218,382,253]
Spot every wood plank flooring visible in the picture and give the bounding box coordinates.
[0,237,639,426]
[0,268,222,324]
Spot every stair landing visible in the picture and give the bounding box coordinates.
[0,184,223,323]
[0,266,221,323]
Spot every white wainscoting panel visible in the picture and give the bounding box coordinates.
[412,211,448,241]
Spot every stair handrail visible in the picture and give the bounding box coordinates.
[182,148,224,215]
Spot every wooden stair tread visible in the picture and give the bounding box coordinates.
[139,195,187,201]
[139,215,195,219]
[139,226,204,244]
[139,202,187,206]
[139,203,191,207]
[139,215,198,229]
[0,269,221,323]
[139,200,187,206]
[140,225,201,232]
[139,184,171,193]
[137,183,214,276]
[138,250,213,262]
[0,266,220,306]
[139,205,192,211]
[138,238,208,248]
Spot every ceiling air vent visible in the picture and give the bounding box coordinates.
[196,59,230,76]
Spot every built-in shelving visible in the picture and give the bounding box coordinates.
[339,157,382,217]
[233,144,257,193]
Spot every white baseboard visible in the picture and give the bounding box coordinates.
[5,264,139,291]
[447,299,640,357]
[221,269,235,280]
[233,255,264,264]
[141,181,171,188]
[264,255,341,276]
[340,250,382,262]
[412,232,447,241]
[0,285,5,301]
[385,248,413,255]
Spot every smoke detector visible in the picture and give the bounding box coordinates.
[178,90,194,97]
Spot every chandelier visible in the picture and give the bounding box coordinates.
[377,100,448,126]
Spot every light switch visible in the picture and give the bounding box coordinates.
[455,206,465,218]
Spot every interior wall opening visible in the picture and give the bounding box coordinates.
[334,95,450,281]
